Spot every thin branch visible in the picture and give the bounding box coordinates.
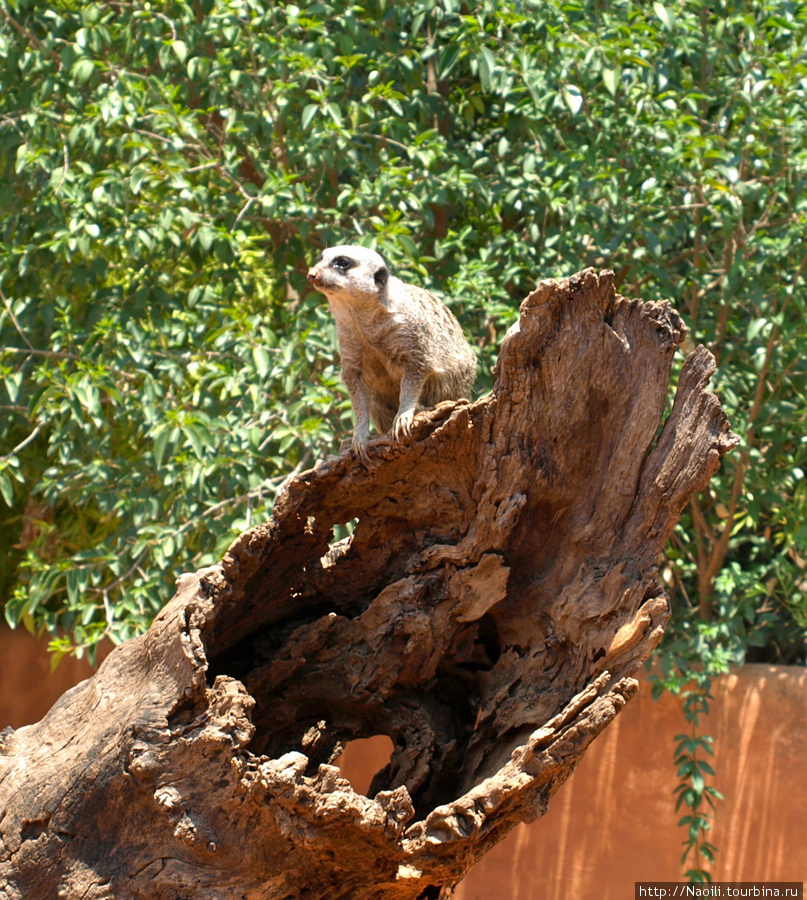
[358,131,413,156]
[699,452,748,604]
[0,346,138,382]
[216,164,258,203]
[185,161,220,173]
[690,495,715,545]
[174,455,313,540]
[0,421,44,463]
[0,6,61,61]
[97,548,151,598]
[129,127,176,146]
[0,289,34,350]
[152,11,178,42]
[233,196,256,230]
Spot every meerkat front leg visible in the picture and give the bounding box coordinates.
[343,368,373,464]
[392,369,428,441]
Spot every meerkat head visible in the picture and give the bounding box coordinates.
[307,245,390,304]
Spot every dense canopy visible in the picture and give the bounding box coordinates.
[1,0,805,678]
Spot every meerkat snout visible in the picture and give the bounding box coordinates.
[307,247,389,303]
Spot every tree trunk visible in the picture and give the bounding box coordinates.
[0,269,737,900]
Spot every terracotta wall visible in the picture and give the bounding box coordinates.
[336,665,807,896]
[3,626,805,894]
[0,626,98,730]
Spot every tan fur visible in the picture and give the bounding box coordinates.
[307,245,477,462]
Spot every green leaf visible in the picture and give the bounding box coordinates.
[153,428,171,469]
[197,225,215,253]
[183,425,204,459]
[438,45,461,80]
[301,104,318,130]
[399,235,419,260]
[253,346,270,379]
[562,85,583,115]
[4,371,23,404]
[654,2,675,31]
[746,318,767,342]
[71,58,96,82]
[0,471,13,507]
[187,56,209,81]
[477,48,495,91]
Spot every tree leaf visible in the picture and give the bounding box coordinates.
[562,84,583,115]
[172,40,188,63]
[0,471,13,507]
[654,2,675,31]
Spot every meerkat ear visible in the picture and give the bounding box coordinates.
[373,266,389,288]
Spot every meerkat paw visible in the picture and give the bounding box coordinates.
[392,409,415,441]
[351,433,372,466]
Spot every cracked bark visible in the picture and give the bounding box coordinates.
[0,269,737,900]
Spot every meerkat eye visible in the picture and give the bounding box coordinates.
[332,256,354,271]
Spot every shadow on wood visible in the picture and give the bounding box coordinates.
[0,269,737,899]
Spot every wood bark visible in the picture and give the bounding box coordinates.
[0,269,737,899]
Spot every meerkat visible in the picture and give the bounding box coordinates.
[307,245,477,463]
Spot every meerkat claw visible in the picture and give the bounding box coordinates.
[392,410,415,441]
[352,436,372,466]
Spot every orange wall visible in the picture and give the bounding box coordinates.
[451,664,807,898]
[3,626,805,893]
[0,626,98,730]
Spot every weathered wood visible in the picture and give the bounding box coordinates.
[0,269,737,899]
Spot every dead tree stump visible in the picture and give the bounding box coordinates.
[0,269,737,899]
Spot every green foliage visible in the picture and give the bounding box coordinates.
[674,700,722,884]
[2,0,806,879]
[651,627,730,883]
[1,0,805,827]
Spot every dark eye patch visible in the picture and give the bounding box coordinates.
[332,256,354,271]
